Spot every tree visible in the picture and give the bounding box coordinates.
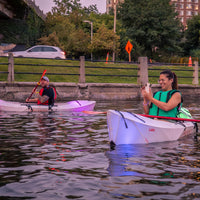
[38,32,63,48]
[184,15,200,55]
[119,0,183,60]
[39,0,121,59]
[52,0,81,15]
[38,13,90,56]
[83,5,99,15]
[89,25,120,58]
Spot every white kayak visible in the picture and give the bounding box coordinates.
[107,110,196,145]
[0,99,96,112]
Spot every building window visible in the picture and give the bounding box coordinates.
[195,5,198,10]
[179,10,184,15]
[186,4,192,9]
[179,4,184,9]
[180,17,184,23]
[187,10,192,15]
[187,0,192,2]
[179,0,184,2]
[174,3,178,7]
[194,0,198,3]
[193,11,198,15]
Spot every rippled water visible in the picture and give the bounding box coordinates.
[0,100,200,200]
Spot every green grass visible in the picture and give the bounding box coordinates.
[0,57,196,85]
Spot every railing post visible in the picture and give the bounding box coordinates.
[137,57,148,86]
[192,61,199,85]
[79,56,85,84]
[8,53,14,83]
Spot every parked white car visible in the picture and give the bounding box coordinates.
[12,45,66,59]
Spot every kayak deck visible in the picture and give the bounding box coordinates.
[107,110,196,145]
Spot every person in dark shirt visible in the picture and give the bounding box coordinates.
[26,76,56,106]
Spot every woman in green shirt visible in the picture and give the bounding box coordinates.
[142,70,182,117]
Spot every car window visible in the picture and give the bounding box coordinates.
[29,47,42,52]
[42,47,57,52]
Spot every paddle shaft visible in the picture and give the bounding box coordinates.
[83,111,200,123]
[27,70,47,101]
[139,114,200,123]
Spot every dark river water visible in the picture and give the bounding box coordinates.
[0,100,200,200]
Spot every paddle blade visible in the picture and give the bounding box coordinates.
[40,69,47,81]
[82,111,107,115]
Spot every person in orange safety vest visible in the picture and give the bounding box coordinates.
[26,76,56,106]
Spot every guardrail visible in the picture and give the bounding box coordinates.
[0,53,199,85]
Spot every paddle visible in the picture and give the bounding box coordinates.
[140,114,200,123]
[82,111,200,123]
[27,69,47,101]
[82,111,106,114]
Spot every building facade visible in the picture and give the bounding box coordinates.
[172,0,200,26]
[106,0,200,26]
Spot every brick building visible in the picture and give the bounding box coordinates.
[172,0,200,26]
[106,0,200,26]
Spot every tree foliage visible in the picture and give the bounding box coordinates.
[89,25,120,57]
[39,0,120,58]
[119,0,183,60]
[52,0,81,15]
[40,13,90,56]
[38,32,63,48]
[184,15,200,55]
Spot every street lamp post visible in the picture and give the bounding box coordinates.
[113,0,117,62]
[83,20,93,61]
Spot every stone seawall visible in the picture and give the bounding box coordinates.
[0,82,200,102]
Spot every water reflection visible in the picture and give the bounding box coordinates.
[104,138,200,199]
[106,145,144,177]
[0,100,200,199]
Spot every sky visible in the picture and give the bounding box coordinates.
[35,0,106,14]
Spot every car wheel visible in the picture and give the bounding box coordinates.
[55,57,61,59]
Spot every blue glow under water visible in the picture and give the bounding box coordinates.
[0,100,200,199]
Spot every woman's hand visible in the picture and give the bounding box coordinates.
[141,87,152,102]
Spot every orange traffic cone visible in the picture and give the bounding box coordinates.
[106,52,109,64]
[188,56,192,67]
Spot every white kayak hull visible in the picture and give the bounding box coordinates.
[0,99,96,112]
[107,110,196,145]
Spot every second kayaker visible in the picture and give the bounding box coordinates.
[26,76,56,106]
[141,70,182,117]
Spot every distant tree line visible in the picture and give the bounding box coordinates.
[1,0,200,62]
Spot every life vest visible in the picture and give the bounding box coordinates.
[149,90,182,117]
[37,87,57,105]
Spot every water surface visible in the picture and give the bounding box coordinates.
[0,100,200,199]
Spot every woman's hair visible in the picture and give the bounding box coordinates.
[160,70,178,90]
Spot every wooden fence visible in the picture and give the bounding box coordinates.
[0,53,199,85]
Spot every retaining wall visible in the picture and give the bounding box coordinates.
[0,82,200,102]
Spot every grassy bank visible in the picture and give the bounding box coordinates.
[0,57,195,85]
